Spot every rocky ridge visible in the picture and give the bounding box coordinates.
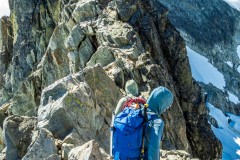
[0,0,221,159]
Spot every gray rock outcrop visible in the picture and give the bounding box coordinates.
[38,65,122,151]
[3,116,37,160]
[160,150,199,160]
[22,128,59,160]
[68,140,109,160]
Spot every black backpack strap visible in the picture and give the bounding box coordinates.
[140,104,148,160]
[143,104,148,122]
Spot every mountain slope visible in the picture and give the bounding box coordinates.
[0,0,221,159]
[160,0,240,113]
[159,0,240,158]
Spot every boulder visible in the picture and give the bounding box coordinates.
[61,129,85,154]
[62,143,75,160]
[72,0,101,23]
[41,23,70,87]
[8,78,39,116]
[87,46,115,67]
[67,37,95,73]
[38,65,122,151]
[65,25,85,51]
[78,38,95,68]
[22,128,59,160]
[96,20,138,48]
[3,116,37,160]
[68,140,109,160]
[115,0,138,22]
[160,150,199,160]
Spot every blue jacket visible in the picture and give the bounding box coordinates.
[145,86,174,160]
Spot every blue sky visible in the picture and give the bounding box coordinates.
[0,0,10,17]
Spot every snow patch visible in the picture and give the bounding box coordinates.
[187,46,226,91]
[225,61,233,67]
[206,103,240,159]
[228,92,240,104]
[223,0,240,11]
[0,0,10,17]
[237,150,240,156]
[238,66,240,73]
[234,137,240,146]
[237,45,240,59]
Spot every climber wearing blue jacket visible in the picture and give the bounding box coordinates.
[112,84,174,160]
[145,86,174,160]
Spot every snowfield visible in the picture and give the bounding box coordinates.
[187,46,226,91]
[228,92,240,104]
[223,0,240,11]
[225,61,233,68]
[207,103,240,159]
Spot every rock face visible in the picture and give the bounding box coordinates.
[0,0,57,117]
[38,65,122,151]
[22,128,59,160]
[0,0,221,159]
[3,116,37,160]
[160,150,199,160]
[68,140,109,160]
[0,16,13,114]
[160,0,240,114]
[0,17,13,87]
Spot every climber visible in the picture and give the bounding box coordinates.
[111,78,174,160]
[110,79,144,158]
[144,86,174,159]
[114,79,142,115]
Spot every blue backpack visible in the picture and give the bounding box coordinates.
[112,106,147,160]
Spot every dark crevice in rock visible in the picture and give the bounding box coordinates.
[77,35,87,50]
[88,35,99,51]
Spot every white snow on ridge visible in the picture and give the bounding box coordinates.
[0,0,10,17]
[235,137,240,146]
[223,0,240,11]
[236,45,240,73]
[187,46,226,91]
[238,66,240,73]
[228,92,240,104]
[206,103,240,159]
[225,61,233,67]
[237,45,240,59]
